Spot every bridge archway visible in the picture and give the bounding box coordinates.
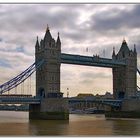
[118,91,125,99]
[37,88,45,98]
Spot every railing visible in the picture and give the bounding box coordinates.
[68,98,122,107]
[0,96,41,104]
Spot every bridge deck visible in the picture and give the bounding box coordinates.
[0,97,40,104]
[0,96,122,107]
[61,53,126,68]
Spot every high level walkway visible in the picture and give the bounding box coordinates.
[61,53,126,68]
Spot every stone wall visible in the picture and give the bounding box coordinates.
[29,98,69,120]
[40,98,69,112]
[122,99,140,111]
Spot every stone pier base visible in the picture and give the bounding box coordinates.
[29,98,69,120]
[29,111,69,120]
[105,99,140,118]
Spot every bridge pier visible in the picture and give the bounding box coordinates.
[105,99,140,118]
[30,26,69,120]
[29,98,69,120]
[105,40,139,118]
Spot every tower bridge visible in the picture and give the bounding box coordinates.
[0,26,139,119]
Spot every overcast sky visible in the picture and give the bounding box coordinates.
[0,4,140,97]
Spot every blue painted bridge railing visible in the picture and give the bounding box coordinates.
[0,96,41,104]
[68,98,122,108]
[0,95,122,108]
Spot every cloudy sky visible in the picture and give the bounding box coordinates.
[0,4,140,97]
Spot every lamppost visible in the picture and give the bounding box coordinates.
[67,88,69,98]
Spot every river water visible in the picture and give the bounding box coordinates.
[0,111,140,136]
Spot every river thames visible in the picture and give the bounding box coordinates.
[0,111,140,136]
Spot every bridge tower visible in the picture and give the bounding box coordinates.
[35,26,61,97]
[112,40,137,99]
[29,26,69,120]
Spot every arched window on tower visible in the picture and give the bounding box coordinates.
[49,42,51,47]
[122,51,125,58]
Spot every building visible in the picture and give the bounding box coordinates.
[35,26,61,98]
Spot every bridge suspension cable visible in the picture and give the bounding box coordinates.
[0,60,44,94]
[137,85,140,90]
[137,68,140,75]
[137,68,140,91]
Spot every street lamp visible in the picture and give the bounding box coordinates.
[67,88,69,98]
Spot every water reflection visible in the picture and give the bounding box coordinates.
[29,114,113,136]
[0,111,30,136]
[67,114,113,136]
[0,112,140,136]
[29,120,69,135]
[107,118,140,136]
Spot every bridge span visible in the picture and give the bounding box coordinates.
[61,53,126,68]
[0,96,122,111]
[0,96,40,104]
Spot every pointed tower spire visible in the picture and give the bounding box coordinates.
[56,32,61,45]
[46,24,49,32]
[112,47,116,59]
[118,39,129,55]
[113,47,115,55]
[134,44,137,54]
[44,24,52,42]
[123,37,126,43]
[35,36,40,51]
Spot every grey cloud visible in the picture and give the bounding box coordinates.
[80,79,94,84]
[61,68,76,81]
[88,5,140,34]
[80,71,111,80]
[79,71,111,84]
[0,4,81,32]
[0,4,83,50]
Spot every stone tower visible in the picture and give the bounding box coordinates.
[112,40,137,99]
[29,26,69,120]
[35,26,61,98]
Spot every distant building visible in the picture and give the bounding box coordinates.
[102,92,113,99]
[94,92,113,99]
[77,93,94,98]
[73,92,113,99]
[69,92,113,111]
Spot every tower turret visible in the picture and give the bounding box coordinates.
[118,39,129,58]
[35,36,40,62]
[44,25,52,43]
[112,47,116,59]
[35,36,39,52]
[134,44,137,54]
[56,32,61,44]
[56,32,61,49]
